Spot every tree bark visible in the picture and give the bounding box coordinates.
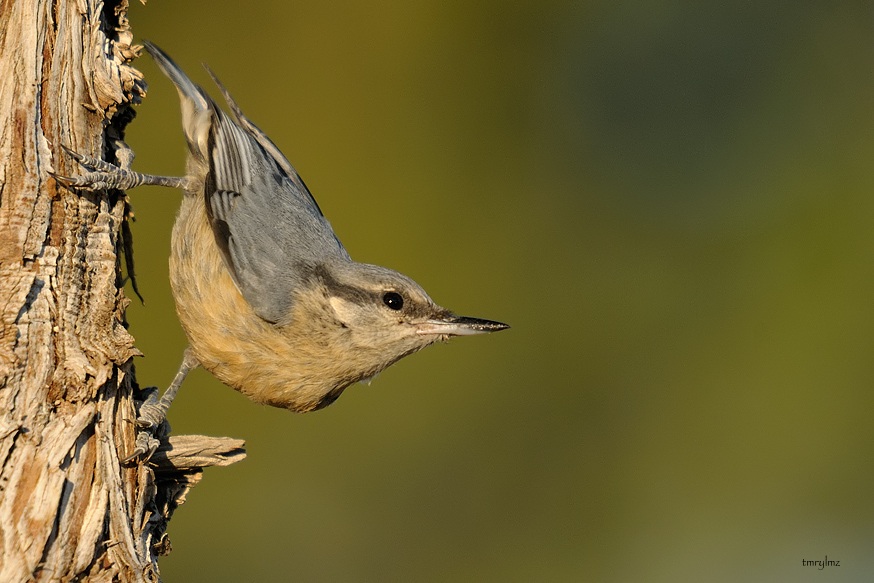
[0,2,244,581]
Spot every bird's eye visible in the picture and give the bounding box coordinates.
[383,291,404,310]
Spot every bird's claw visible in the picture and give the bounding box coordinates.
[133,386,166,429]
[124,386,170,464]
[123,431,162,465]
[52,145,143,191]
[60,144,120,172]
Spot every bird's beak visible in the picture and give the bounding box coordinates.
[416,314,510,336]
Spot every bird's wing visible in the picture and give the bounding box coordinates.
[204,108,349,324]
[144,41,347,323]
[204,67,326,217]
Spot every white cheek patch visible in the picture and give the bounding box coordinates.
[329,296,358,326]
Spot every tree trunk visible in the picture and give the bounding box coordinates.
[0,2,244,581]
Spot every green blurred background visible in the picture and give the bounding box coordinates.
[124,1,874,581]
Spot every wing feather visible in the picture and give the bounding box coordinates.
[145,42,348,323]
[203,87,348,323]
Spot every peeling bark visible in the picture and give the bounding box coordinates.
[0,2,244,581]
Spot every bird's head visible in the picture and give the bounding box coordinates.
[296,260,508,384]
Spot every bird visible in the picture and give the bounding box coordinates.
[53,43,508,458]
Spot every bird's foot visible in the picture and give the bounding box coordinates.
[124,387,172,463]
[51,145,187,191]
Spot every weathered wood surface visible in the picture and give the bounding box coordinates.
[0,2,245,580]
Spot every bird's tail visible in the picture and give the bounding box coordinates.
[142,41,213,158]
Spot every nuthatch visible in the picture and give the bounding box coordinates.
[55,43,508,456]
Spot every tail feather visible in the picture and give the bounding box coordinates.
[142,41,213,157]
